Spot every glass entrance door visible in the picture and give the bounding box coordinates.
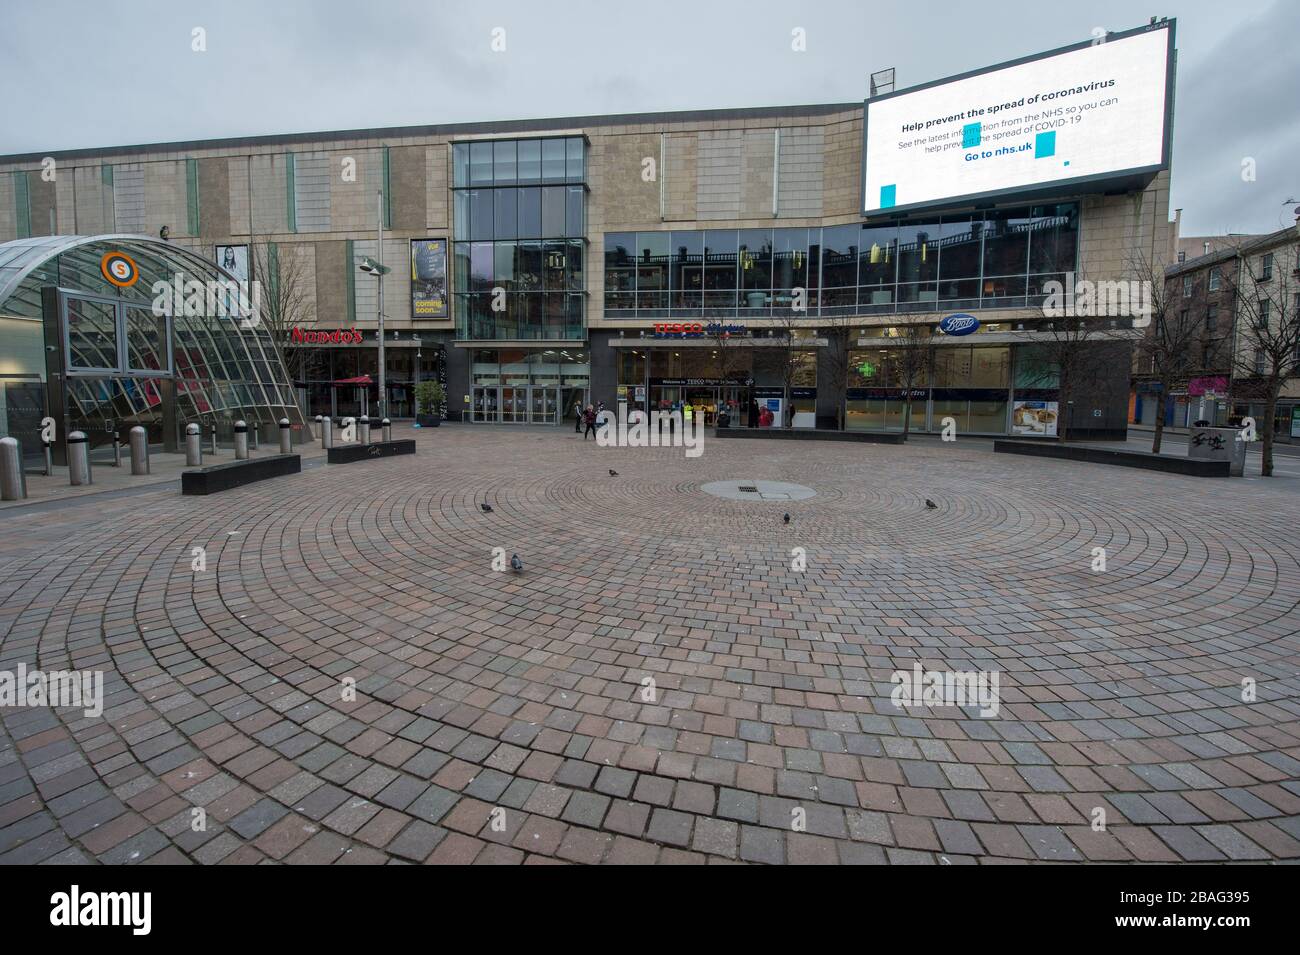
[530,386,558,424]
[501,386,522,423]
[472,386,500,422]
[472,385,561,424]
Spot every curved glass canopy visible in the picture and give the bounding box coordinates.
[0,234,306,452]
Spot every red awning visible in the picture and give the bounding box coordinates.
[332,375,373,386]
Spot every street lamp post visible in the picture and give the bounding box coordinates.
[414,337,422,397]
[376,190,385,419]
[358,192,392,420]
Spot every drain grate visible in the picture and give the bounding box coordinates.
[701,479,817,502]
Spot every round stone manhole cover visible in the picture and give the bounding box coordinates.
[700,479,817,502]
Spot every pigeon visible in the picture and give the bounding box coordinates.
[510,553,523,573]
[609,469,618,477]
[783,513,790,524]
[480,503,493,513]
[925,499,938,509]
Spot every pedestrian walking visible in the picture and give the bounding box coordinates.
[583,405,598,441]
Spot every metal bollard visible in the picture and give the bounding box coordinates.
[313,415,322,440]
[234,420,249,460]
[279,418,292,454]
[68,431,92,486]
[321,417,333,449]
[112,430,121,467]
[359,415,371,445]
[185,423,203,466]
[250,421,259,451]
[43,437,53,477]
[210,422,218,455]
[381,418,392,443]
[0,436,26,501]
[129,425,150,475]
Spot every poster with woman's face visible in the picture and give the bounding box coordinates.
[215,245,249,282]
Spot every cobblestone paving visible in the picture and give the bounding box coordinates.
[2,426,1298,864]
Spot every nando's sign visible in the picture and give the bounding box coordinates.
[290,326,363,345]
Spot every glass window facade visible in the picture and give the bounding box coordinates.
[603,203,1078,318]
[453,137,587,341]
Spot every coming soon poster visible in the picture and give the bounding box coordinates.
[411,239,447,318]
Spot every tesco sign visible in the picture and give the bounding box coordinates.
[938,314,980,336]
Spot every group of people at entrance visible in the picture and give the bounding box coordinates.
[575,401,605,440]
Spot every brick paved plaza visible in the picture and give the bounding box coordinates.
[1,426,1298,865]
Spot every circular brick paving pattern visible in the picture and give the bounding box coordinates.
[1,427,1298,864]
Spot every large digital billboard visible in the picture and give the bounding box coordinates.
[862,22,1174,217]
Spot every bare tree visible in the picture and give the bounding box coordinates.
[1132,249,1197,453]
[1226,238,1300,477]
[821,314,855,431]
[708,322,745,422]
[1025,268,1146,442]
[250,239,313,383]
[893,321,932,440]
[773,311,802,428]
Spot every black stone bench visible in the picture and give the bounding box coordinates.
[181,454,301,495]
[993,440,1230,477]
[327,440,416,464]
[716,427,906,444]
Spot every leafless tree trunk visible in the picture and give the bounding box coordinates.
[250,238,313,387]
[774,312,801,428]
[822,316,854,431]
[894,321,932,441]
[1226,238,1300,477]
[1031,267,1143,443]
[1131,249,1194,454]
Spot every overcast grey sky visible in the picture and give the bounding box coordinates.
[0,0,1295,235]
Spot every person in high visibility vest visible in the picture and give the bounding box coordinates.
[683,402,693,422]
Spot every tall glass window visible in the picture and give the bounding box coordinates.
[669,231,703,314]
[517,140,541,182]
[493,140,517,185]
[704,230,738,313]
[820,225,857,311]
[739,230,773,313]
[772,228,808,313]
[605,233,635,312]
[469,142,493,186]
[453,137,587,340]
[859,223,899,310]
[636,232,670,312]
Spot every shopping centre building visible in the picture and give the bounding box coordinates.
[0,22,1174,441]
